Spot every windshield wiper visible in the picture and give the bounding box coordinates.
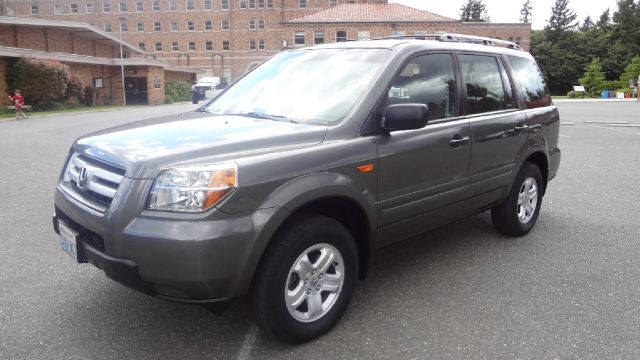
[234,112,299,124]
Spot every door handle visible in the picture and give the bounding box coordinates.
[449,136,470,147]
[514,124,529,132]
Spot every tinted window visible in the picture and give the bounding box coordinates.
[459,55,512,115]
[508,56,552,109]
[388,54,456,121]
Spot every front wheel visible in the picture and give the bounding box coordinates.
[492,163,544,236]
[247,214,358,343]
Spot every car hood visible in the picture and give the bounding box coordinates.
[74,111,328,179]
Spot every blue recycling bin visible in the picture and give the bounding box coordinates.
[601,90,609,98]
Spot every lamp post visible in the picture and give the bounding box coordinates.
[119,17,126,105]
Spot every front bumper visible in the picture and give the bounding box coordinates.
[53,183,279,303]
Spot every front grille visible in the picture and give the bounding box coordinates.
[60,153,126,213]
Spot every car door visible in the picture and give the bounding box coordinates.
[375,53,472,247]
[457,53,529,206]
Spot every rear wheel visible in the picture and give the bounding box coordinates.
[247,214,358,343]
[492,163,544,236]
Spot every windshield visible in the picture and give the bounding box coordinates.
[205,48,392,124]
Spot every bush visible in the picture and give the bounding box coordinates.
[566,90,588,98]
[6,57,85,106]
[165,81,192,104]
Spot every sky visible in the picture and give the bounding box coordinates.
[390,0,621,30]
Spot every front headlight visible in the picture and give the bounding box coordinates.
[147,163,237,213]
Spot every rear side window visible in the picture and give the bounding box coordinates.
[388,54,456,121]
[508,56,551,109]
[459,54,514,115]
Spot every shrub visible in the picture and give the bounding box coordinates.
[6,57,86,107]
[165,81,192,104]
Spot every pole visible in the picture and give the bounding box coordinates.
[119,22,126,106]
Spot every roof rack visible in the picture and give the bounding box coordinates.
[371,33,524,51]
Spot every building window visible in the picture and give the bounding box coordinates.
[170,0,177,10]
[357,31,370,40]
[138,42,146,51]
[250,39,256,50]
[187,21,195,31]
[205,20,213,30]
[299,0,306,8]
[54,3,63,14]
[120,21,128,32]
[71,3,79,13]
[336,30,347,42]
[153,1,161,10]
[86,3,95,12]
[222,40,230,50]
[249,20,256,30]
[120,2,127,12]
[171,21,178,31]
[136,1,143,11]
[137,22,145,32]
[258,0,265,8]
[189,42,196,51]
[222,0,229,10]
[104,23,112,32]
[205,41,213,51]
[330,0,337,5]
[414,30,428,39]
[258,19,265,30]
[258,39,265,49]
[294,31,305,46]
[222,19,229,30]
[240,0,247,8]
[154,21,162,31]
[103,2,111,12]
[171,42,179,52]
[204,0,212,9]
[31,5,39,15]
[249,0,256,8]
[314,31,324,44]
[154,77,161,89]
[187,0,194,10]
[268,0,273,7]
[155,42,163,52]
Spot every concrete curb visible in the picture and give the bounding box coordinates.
[553,98,640,103]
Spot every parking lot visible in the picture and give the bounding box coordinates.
[1,101,639,359]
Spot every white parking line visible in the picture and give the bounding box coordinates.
[236,325,259,360]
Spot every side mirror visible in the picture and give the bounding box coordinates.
[382,103,429,131]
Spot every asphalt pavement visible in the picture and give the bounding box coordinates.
[0,101,639,359]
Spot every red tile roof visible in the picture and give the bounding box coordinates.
[284,3,457,24]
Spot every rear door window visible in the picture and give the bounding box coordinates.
[507,56,552,109]
[458,54,514,115]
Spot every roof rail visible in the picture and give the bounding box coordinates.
[371,33,524,51]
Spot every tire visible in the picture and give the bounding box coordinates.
[247,214,358,344]
[491,162,544,236]
[191,97,198,104]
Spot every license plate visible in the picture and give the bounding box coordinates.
[58,221,79,262]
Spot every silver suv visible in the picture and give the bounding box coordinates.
[53,34,561,343]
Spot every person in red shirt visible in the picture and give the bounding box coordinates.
[8,89,26,119]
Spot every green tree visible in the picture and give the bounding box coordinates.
[596,8,610,29]
[580,16,594,32]
[520,0,533,23]
[620,56,640,86]
[579,58,607,96]
[460,0,490,22]
[547,0,578,36]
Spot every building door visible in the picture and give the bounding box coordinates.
[124,77,148,105]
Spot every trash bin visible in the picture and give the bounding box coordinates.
[601,90,609,98]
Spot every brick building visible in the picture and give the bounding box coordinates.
[0,16,199,105]
[0,0,531,82]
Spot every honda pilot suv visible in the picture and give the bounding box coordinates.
[53,34,560,343]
